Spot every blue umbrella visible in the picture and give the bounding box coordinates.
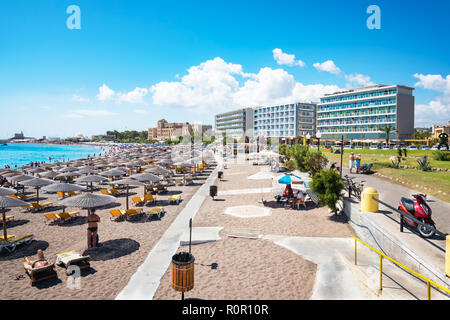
[278,174,302,184]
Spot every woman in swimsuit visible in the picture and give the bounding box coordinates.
[24,249,49,271]
[86,209,100,248]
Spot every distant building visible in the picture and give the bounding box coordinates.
[148,119,212,140]
[215,108,254,137]
[317,84,415,140]
[432,121,450,139]
[253,102,316,139]
[9,131,35,141]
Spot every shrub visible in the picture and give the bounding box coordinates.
[306,151,328,176]
[310,170,345,214]
[284,159,296,172]
[433,151,450,161]
[417,155,432,171]
[390,156,401,169]
[288,144,309,172]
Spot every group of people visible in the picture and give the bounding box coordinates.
[349,152,362,174]
[277,184,306,209]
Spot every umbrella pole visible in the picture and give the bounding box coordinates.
[126,185,129,210]
[2,207,7,240]
[37,187,40,204]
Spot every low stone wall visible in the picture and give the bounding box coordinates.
[343,197,450,290]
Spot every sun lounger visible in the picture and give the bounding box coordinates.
[109,209,126,221]
[305,188,319,206]
[23,262,57,286]
[0,215,14,224]
[168,194,182,205]
[66,191,80,196]
[123,208,143,220]
[175,178,182,186]
[144,193,156,204]
[56,250,90,274]
[27,202,53,213]
[0,234,34,253]
[16,193,34,200]
[132,196,145,206]
[101,189,111,195]
[144,206,165,220]
[58,211,79,222]
[44,213,61,225]
[110,188,120,195]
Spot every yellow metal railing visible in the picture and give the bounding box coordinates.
[353,237,450,300]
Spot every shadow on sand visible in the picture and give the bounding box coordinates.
[0,240,50,261]
[82,238,140,261]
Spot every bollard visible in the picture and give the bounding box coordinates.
[446,235,450,278]
[361,187,379,213]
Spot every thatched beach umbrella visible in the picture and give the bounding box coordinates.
[112,178,145,210]
[19,178,54,204]
[39,171,60,179]
[42,183,85,212]
[8,175,33,193]
[77,167,98,175]
[0,196,28,240]
[130,173,160,195]
[75,175,108,192]
[59,192,117,216]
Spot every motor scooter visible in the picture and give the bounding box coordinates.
[398,194,435,238]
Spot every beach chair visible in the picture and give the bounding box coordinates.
[101,189,111,195]
[16,193,34,200]
[144,193,156,205]
[110,188,120,195]
[56,250,91,274]
[28,202,53,213]
[109,209,126,221]
[156,185,167,194]
[58,211,79,223]
[294,199,307,210]
[57,191,65,199]
[168,194,182,205]
[23,261,58,286]
[305,188,319,207]
[132,196,145,206]
[0,234,34,253]
[0,215,14,224]
[175,178,182,186]
[144,206,165,220]
[44,213,61,225]
[66,191,80,197]
[124,208,143,220]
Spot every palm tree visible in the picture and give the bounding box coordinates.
[382,125,395,146]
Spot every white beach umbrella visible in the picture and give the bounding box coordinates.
[19,178,55,203]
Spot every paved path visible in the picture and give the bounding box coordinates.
[115,163,219,300]
[343,168,449,249]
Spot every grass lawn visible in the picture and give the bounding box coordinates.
[322,149,450,203]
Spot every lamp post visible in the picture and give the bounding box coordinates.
[316,132,322,152]
[306,133,311,150]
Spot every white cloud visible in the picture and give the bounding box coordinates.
[96,84,148,104]
[272,48,305,67]
[150,57,342,113]
[117,87,149,104]
[96,84,116,102]
[313,60,341,75]
[345,73,375,87]
[64,109,117,119]
[413,73,450,127]
[72,94,90,102]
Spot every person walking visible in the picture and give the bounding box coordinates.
[349,152,355,173]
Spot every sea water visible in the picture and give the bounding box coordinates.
[0,143,104,169]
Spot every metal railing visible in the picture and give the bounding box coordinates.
[371,196,447,238]
[354,237,450,300]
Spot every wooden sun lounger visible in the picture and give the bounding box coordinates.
[56,250,91,274]
[0,215,14,224]
[27,202,53,213]
[0,234,34,253]
[23,262,58,286]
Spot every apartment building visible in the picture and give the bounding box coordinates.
[316,85,414,140]
[215,108,254,137]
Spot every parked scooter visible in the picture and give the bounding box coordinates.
[398,194,435,238]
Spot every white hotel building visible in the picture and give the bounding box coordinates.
[316,85,415,140]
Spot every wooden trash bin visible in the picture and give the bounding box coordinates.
[171,252,195,293]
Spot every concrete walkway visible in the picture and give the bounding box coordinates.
[115,163,219,300]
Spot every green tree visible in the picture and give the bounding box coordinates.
[306,151,329,176]
[382,125,395,146]
[288,144,309,172]
[310,170,345,214]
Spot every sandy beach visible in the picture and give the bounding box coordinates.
[0,152,215,299]
[153,156,356,300]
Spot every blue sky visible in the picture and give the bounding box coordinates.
[1,0,449,138]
